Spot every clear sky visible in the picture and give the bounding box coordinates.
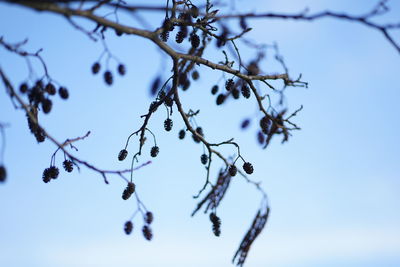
[0,1,399,267]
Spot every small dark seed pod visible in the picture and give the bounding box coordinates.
[191,71,199,80]
[0,165,6,183]
[150,146,159,158]
[190,33,200,48]
[232,88,240,99]
[257,131,265,145]
[117,64,126,76]
[164,118,173,131]
[48,166,59,179]
[115,29,123,36]
[228,165,237,177]
[178,129,186,140]
[118,149,128,161]
[160,30,169,42]
[104,71,113,86]
[243,162,254,174]
[241,119,250,129]
[259,116,270,134]
[145,211,154,224]
[211,85,218,95]
[122,182,135,200]
[19,83,28,94]
[92,62,101,74]
[200,154,208,165]
[63,160,73,172]
[209,212,221,237]
[142,225,153,241]
[124,221,133,235]
[225,79,234,91]
[58,87,69,99]
[42,168,51,183]
[175,31,185,43]
[45,83,56,95]
[216,94,225,105]
[41,98,52,114]
[241,84,251,98]
[192,127,204,143]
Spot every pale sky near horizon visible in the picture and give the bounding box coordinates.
[1,1,399,267]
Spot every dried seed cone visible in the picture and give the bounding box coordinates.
[124,221,133,235]
[150,146,159,157]
[104,71,113,85]
[117,64,126,76]
[190,33,200,48]
[241,84,251,98]
[63,160,73,172]
[49,166,59,179]
[122,182,135,200]
[58,87,69,100]
[42,168,51,183]
[225,79,234,91]
[175,31,185,43]
[228,165,237,177]
[209,212,221,237]
[92,62,101,74]
[145,211,154,224]
[0,165,6,182]
[243,162,254,174]
[142,225,153,241]
[178,129,186,140]
[164,118,173,131]
[118,149,128,161]
[200,154,208,165]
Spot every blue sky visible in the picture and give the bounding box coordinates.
[0,1,399,266]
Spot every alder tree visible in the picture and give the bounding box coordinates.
[0,0,399,265]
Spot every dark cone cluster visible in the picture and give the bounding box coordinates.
[211,85,218,95]
[243,162,254,174]
[200,154,208,165]
[58,87,69,99]
[45,83,56,95]
[117,64,126,76]
[175,30,185,43]
[178,129,186,139]
[192,127,204,143]
[164,118,173,131]
[118,149,128,161]
[150,146,159,158]
[225,79,234,91]
[228,165,237,177]
[104,71,113,85]
[142,225,153,241]
[124,221,133,235]
[122,182,135,200]
[259,116,270,134]
[42,168,51,183]
[63,160,73,172]
[190,33,200,48]
[241,84,251,98]
[49,166,59,179]
[145,211,154,224]
[209,212,221,237]
[0,165,6,182]
[92,62,101,74]
[41,98,52,114]
[216,94,225,105]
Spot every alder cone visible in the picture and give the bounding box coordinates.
[0,165,6,182]
[243,162,254,174]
